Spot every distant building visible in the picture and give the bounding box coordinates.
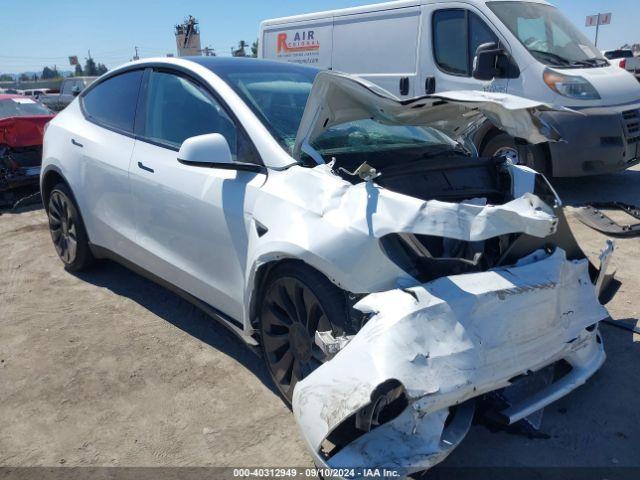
[175,16,202,57]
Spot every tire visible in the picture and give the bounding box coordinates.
[482,132,550,176]
[258,262,350,404]
[47,182,95,272]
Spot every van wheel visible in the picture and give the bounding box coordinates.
[482,133,550,176]
[259,263,349,404]
[47,183,94,272]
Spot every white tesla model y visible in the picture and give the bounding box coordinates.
[41,57,615,475]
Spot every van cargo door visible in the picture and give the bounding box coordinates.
[331,6,421,97]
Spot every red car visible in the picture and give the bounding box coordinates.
[0,94,55,206]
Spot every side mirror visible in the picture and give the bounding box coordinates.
[177,133,264,173]
[71,85,81,96]
[473,43,502,80]
[473,42,520,81]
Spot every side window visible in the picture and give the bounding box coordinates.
[433,10,468,76]
[469,13,499,63]
[82,70,143,133]
[433,10,499,77]
[143,70,251,162]
[61,81,72,95]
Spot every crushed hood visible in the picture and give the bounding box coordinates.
[0,115,54,148]
[293,71,573,161]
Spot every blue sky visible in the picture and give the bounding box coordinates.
[0,0,637,73]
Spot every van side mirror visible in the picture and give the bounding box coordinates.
[71,85,82,96]
[178,133,264,173]
[473,42,520,81]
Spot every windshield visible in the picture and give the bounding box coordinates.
[312,119,459,156]
[215,66,318,152]
[488,2,607,68]
[0,98,52,118]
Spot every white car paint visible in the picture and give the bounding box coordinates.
[41,57,613,474]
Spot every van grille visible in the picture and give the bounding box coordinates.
[622,109,640,144]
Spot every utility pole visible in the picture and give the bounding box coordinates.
[595,13,600,47]
[133,46,139,61]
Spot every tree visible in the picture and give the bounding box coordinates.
[0,74,14,81]
[41,66,57,79]
[19,73,30,82]
[84,56,98,76]
[96,63,108,75]
[74,64,84,76]
[251,39,259,58]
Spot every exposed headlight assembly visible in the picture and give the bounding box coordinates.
[543,69,600,100]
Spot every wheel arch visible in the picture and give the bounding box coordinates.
[40,166,69,211]
[246,254,349,332]
[475,123,503,156]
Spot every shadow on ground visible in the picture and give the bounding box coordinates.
[74,260,282,400]
[551,169,640,206]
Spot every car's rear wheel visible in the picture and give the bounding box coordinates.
[47,183,94,272]
[259,263,350,404]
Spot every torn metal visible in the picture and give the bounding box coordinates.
[293,249,609,476]
[0,115,52,206]
[241,72,613,476]
[293,71,572,162]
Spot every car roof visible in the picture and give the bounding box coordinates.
[184,55,320,74]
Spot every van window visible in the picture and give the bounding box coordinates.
[433,10,499,76]
[433,10,468,76]
[82,70,143,133]
[142,70,239,156]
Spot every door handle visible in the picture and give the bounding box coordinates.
[137,161,154,173]
[71,138,83,148]
[425,76,436,95]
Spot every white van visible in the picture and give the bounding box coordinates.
[259,0,640,177]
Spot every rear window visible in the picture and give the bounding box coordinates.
[82,70,143,133]
[0,98,52,118]
[604,50,633,60]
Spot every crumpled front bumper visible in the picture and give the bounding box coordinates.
[292,247,611,477]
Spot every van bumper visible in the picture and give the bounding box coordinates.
[542,102,640,177]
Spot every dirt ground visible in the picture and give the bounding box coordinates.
[1,167,639,474]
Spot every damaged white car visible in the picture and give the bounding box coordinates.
[41,57,615,476]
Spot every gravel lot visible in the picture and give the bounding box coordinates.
[1,167,639,475]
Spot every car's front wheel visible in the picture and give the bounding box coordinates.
[259,263,351,404]
[47,183,94,272]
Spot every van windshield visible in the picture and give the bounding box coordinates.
[488,1,607,68]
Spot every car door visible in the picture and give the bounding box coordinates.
[128,68,265,322]
[75,69,143,259]
[420,4,511,94]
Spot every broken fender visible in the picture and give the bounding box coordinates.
[293,248,609,474]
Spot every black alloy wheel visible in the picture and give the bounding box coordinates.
[259,263,348,403]
[47,183,94,271]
